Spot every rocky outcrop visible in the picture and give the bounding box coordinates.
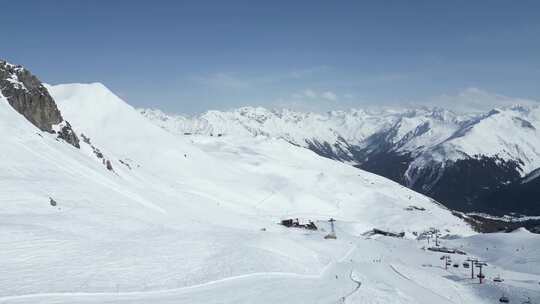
[55,121,80,148]
[80,133,115,171]
[0,60,79,148]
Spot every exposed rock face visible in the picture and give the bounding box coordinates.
[0,60,79,148]
[55,121,80,148]
[0,60,61,131]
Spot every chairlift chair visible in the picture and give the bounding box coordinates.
[499,295,509,303]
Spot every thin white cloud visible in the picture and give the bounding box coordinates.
[321,91,337,101]
[287,66,331,79]
[189,66,331,91]
[303,89,317,99]
[280,87,539,114]
[424,87,539,113]
[294,89,338,101]
[190,73,251,90]
[272,89,344,112]
[187,69,539,114]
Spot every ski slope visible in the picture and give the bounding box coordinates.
[2,229,539,304]
[1,83,538,303]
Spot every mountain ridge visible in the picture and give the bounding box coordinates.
[140,104,540,216]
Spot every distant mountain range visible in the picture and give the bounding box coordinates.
[140,104,540,217]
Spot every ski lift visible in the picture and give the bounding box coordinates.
[463,262,470,268]
[494,275,504,283]
[324,218,337,239]
[499,295,509,303]
[477,273,485,279]
[453,263,459,268]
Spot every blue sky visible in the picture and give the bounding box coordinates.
[2,1,539,113]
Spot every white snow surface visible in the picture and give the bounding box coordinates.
[1,83,538,303]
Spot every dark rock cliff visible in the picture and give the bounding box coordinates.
[0,60,79,148]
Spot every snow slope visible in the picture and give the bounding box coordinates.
[49,83,470,232]
[2,82,538,303]
[450,228,540,276]
[0,83,471,298]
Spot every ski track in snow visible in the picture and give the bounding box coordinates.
[0,241,358,304]
[0,272,318,302]
[338,270,362,304]
[390,264,457,304]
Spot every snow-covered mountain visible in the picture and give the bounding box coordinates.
[140,104,540,216]
[4,60,519,303]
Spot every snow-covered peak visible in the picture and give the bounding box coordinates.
[436,106,540,173]
[141,103,540,176]
[139,106,405,146]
